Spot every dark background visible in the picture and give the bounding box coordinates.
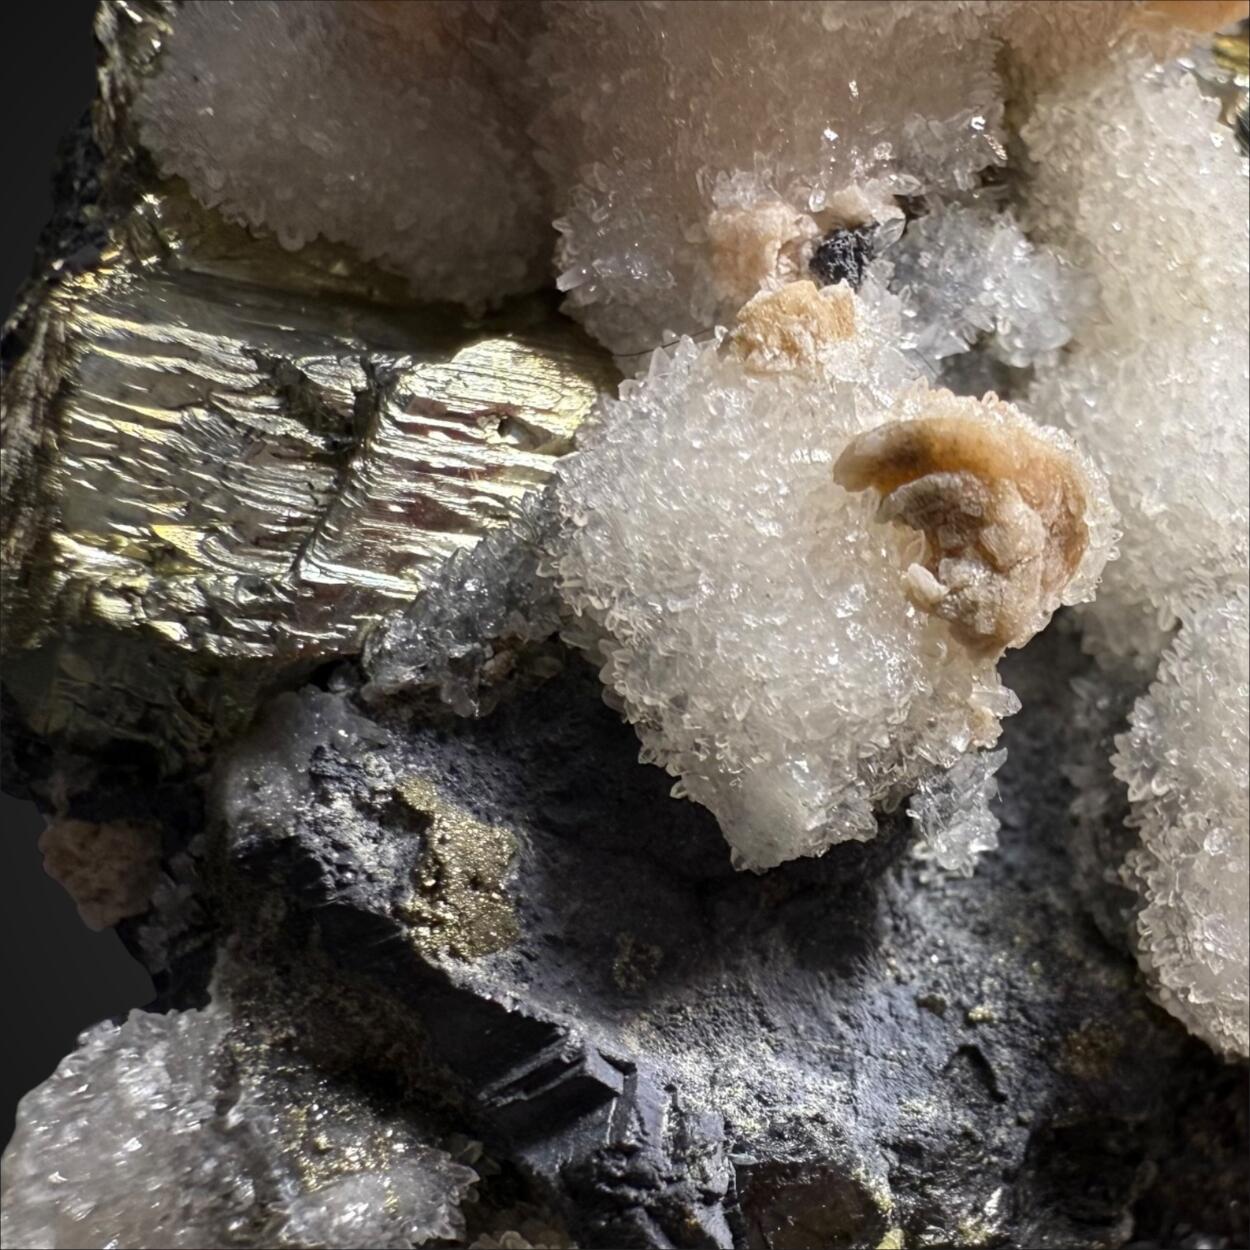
[2,1,154,1149]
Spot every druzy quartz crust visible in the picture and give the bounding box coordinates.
[2,2,1247,1248]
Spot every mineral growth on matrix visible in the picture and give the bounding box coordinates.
[1,2,1247,1249]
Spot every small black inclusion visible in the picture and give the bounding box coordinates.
[809,225,876,290]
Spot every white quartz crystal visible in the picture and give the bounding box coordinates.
[1018,46,1249,1058]
[909,748,1007,877]
[0,1004,477,1249]
[1,1007,242,1250]
[364,491,563,716]
[549,282,1114,869]
[135,0,548,307]
[530,0,1005,356]
[1114,592,1250,1058]
[1024,53,1250,660]
[884,202,1094,370]
[274,1156,475,1250]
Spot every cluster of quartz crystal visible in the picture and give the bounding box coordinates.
[1,1008,242,1250]
[135,0,548,307]
[130,0,1235,341]
[0,1004,478,1249]
[884,202,1094,371]
[549,281,1115,870]
[363,491,564,717]
[908,748,1008,877]
[531,0,1005,356]
[1113,593,1250,1058]
[1024,53,1250,658]
[1019,45,1249,1055]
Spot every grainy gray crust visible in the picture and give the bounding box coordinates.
[102,628,1241,1250]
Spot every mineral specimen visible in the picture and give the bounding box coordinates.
[1020,28,1250,1057]
[134,0,548,307]
[908,747,1007,877]
[3,1,1249,1248]
[15,630,1244,1250]
[1115,592,1250,1058]
[532,0,1005,356]
[832,397,1106,652]
[0,191,611,769]
[881,202,1094,372]
[1024,48,1250,658]
[810,225,878,292]
[37,817,160,930]
[362,490,565,718]
[550,281,1115,870]
[0,1000,478,1250]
